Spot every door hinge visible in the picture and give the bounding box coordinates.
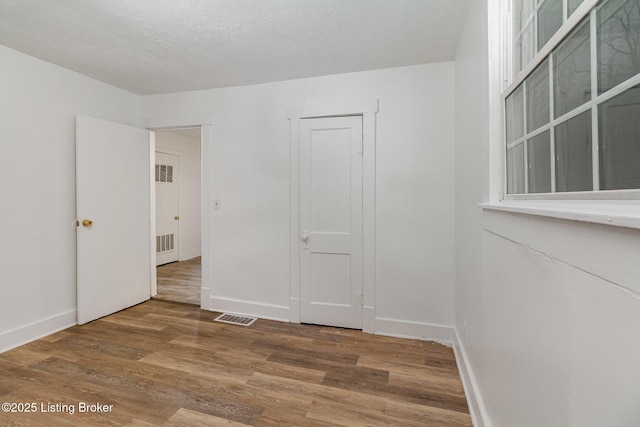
[355,291,363,305]
[361,140,364,155]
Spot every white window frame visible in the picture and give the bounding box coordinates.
[484,0,640,229]
[502,0,640,200]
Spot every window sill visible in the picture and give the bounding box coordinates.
[479,200,640,230]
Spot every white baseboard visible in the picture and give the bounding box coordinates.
[0,310,77,354]
[453,328,490,427]
[208,296,289,322]
[374,317,454,345]
[200,287,211,310]
[289,297,300,323]
[363,306,375,333]
[179,249,201,261]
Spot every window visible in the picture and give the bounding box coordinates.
[513,0,585,75]
[505,0,640,195]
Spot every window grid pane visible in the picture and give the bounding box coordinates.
[553,18,591,118]
[539,0,564,49]
[555,110,593,191]
[569,0,586,16]
[597,0,640,95]
[527,130,552,193]
[598,85,640,190]
[527,58,551,132]
[507,144,527,194]
[506,85,525,143]
[505,0,640,196]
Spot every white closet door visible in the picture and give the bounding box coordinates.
[299,116,363,329]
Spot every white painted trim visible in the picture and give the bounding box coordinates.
[144,115,214,311]
[141,113,214,129]
[209,296,289,322]
[0,310,77,354]
[201,124,214,310]
[488,0,509,204]
[288,99,378,119]
[480,201,640,229]
[289,297,300,323]
[289,117,301,323]
[288,99,378,330]
[200,287,212,310]
[374,317,454,345]
[453,328,491,427]
[149,134,157,296]
[361,111,376,334]
[590,8,600,192]
[363,306,375,332]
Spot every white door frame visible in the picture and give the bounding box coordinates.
[142,114,214,310]
[288,99,378,333]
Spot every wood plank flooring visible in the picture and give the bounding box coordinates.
[155,257,201,305]
[0,300,472,427]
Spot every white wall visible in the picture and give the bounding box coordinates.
[0,45,139,352]
[155,131,202,261]
[0,47,455,349]
[453,0,490,423]
[141,64,457,337]
[454,2,640,426]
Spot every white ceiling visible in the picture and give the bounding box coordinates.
[0,0,471,95]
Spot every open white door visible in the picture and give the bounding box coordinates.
[299,116,363,329]
[76,115,151,325]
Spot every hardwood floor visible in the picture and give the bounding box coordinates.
[155,257,201,305]
[0,300,472,426]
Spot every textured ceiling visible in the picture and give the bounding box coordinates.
[0,0,471,95]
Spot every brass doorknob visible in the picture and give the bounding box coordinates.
[82,219,93,227]
[174,216,180,220]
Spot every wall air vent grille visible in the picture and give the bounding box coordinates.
[155,164,173,182]
[156,234,174,253]
[214,313,257,327]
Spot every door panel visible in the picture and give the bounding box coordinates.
[310,253,352,305]
[155,152,180,266]
[76,115,151,325]
[300,116,363,329]
[310,130,352,233]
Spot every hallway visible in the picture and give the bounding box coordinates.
[155,257,201,305]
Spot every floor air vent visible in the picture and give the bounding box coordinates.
[214,313,257,327]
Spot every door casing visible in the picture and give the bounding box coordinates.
[142,114,213,308]
[288,100,378,333]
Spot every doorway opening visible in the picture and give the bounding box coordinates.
[153,127,202,306]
